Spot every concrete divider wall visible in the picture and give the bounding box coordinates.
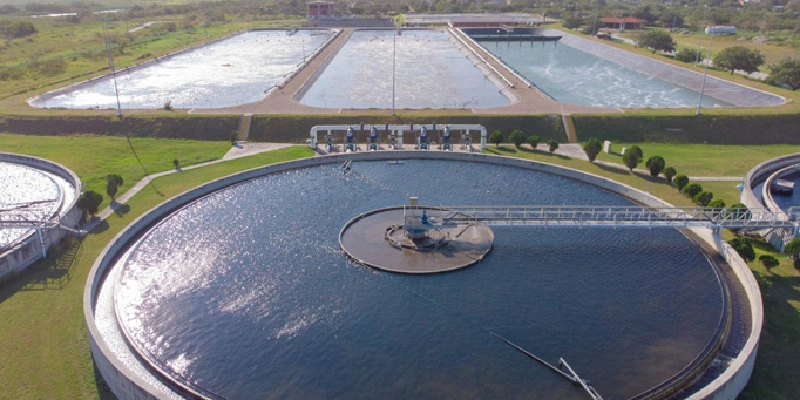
[86,151,760,399]
[0,153,82,281]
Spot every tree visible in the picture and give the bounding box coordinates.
[77,190,103,221]
[562,13,582,29]
[708,198,726,209]
[548,140,559,154]
[583,137,602,162]
[623,152,638,171]
[509,129,525,149]
[488,130,504,147]
[637,30,676,53]
[674,48,702,63]
[674,175,689,191]
[683,182,703,198]
[727,203,751,220]
[645,156,665,177]
[106,174,124,202]
[693,190,713,206]
[729,237,755,262]
[663,167,677,185]
[528,135,540,149]
[785,237,800,268]
[768,58,800,91]
[627,145,643,160]
[713,46,765,75]
[759,255,779,269]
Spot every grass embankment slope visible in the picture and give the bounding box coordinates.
[0,145,312,399]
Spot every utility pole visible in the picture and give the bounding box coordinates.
[697,32,714,115]
[695,5,707,66]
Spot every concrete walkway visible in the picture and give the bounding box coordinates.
[84,143,294,231]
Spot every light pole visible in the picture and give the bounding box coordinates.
[695,5,707,66]
[757,13,766,52]
[697,32,713,115]
[392,28,396,116]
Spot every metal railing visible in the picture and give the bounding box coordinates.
[424,205,799,231]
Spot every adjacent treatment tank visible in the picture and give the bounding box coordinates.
[0,153,81,280]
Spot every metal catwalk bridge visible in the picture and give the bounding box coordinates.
[418,205,800,233]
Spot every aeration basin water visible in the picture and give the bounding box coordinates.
[98,159,731,399]
[29,30,333,110]
[298,29,511,109]
[477,39,729,108]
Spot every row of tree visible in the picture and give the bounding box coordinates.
[634,29,800,90]
[489,129,560,153]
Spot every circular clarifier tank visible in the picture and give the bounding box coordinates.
[94,156,745,399]
[0,158,77,250]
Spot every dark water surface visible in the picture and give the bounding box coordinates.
[114,160,723,399]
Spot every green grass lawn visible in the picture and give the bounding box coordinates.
[0,145,313,400]
[0,133,231,210]
[1,138,799,399]
[593,143,800,177]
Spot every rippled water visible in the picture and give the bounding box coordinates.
[478,40,729,108]
[113,160,723,399]
[0,162,75,249]
[30,30,333,109]
[299,29,510,109]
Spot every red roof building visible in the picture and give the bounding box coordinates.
[307,1,335,18]
[598,17,647,30]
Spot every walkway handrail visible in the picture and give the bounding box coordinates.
[434,205,799,231]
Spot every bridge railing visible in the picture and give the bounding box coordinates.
[436,205,799,229]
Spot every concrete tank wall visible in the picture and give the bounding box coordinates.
[86,151,761,399]
[0,153,82,282]
[741,153,800,252]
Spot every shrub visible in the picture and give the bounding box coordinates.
[683,182,703,198]
[663,167,677,185]
[548,140,559,154]
[708,198,726,209]
[488,130,504,147]
[528,135,540,149]
[583,137,602,162]
[645,156,665,177]
[509,129,525,149]
[675,47,702,63]
[674,175,689,191]
[759,255,779,269]
[729,237,755,262]
[163,100,173,110]
[693,190,713,206]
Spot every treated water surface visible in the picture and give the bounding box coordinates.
[111,160,724,399]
